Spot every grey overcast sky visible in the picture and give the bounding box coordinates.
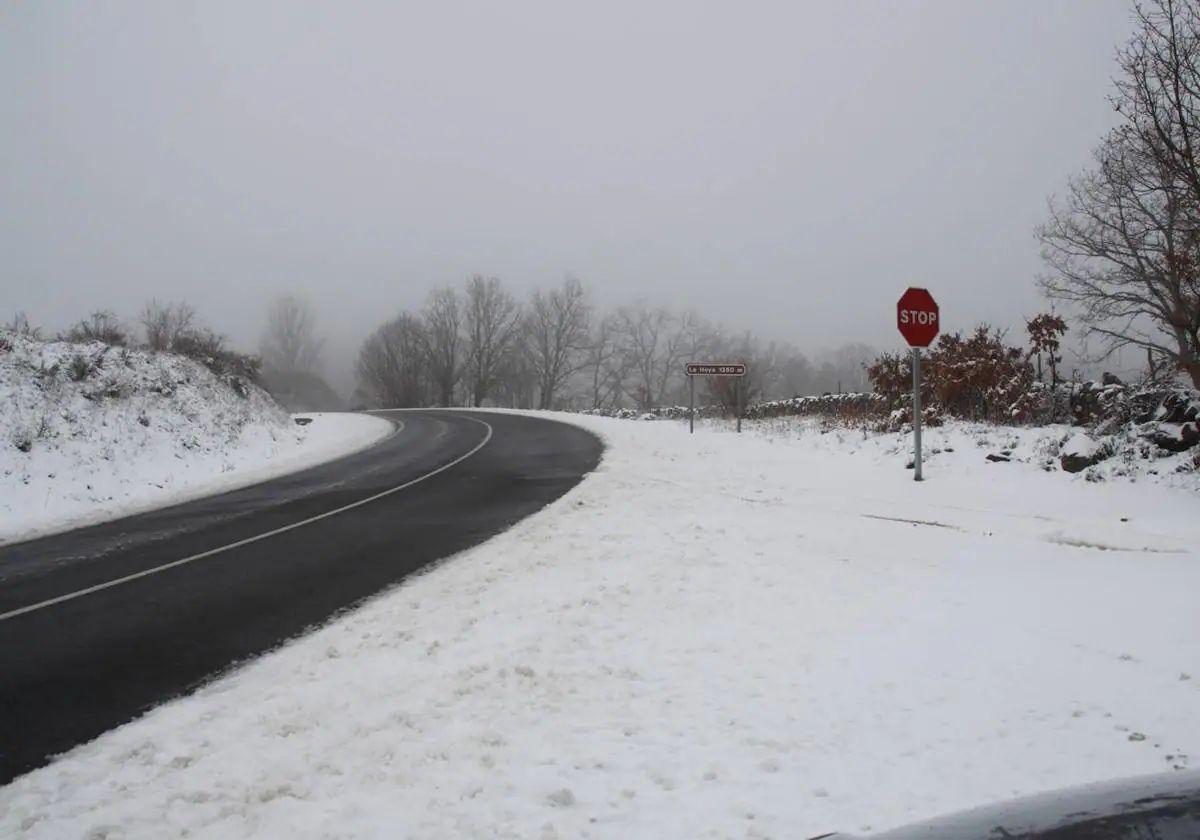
[2,1,1134,386]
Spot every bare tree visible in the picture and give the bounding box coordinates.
[614,305,717,409]
[1040,0,1200,387]
[464,275,522,406]
[615,304,672,410]
[1039,131,1200,387]
[423,286,463,406]
[704,330,762,411]
[492,330,538,409]
[759,340,815,400]
[357,313,429,407]
[139,299,196,351]
[819,342,877,393]
[583,312,627,409]
[261,294,324,375]
[1114,0,1200,217]
[527,277,591,409]
[664,311,717,404]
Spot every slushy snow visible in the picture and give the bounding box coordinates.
[2,412,1198,839]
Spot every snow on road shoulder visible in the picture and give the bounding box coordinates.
[3,411,1199,839]
[0,411,393,546]
[0,331,393,545]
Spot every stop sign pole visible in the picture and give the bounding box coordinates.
[896,288,940,481]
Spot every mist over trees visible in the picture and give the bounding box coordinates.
[352,276,874,411]
[260,295,324,377]
[256,294,344,411]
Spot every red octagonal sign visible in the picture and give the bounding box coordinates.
[897,287,940,348]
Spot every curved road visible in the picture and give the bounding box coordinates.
[0,410,602,784]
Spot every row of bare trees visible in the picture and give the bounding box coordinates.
[1040,0,1200,388]
[357,276,585,409]
[355,275,874,411]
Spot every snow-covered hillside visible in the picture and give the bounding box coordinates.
[3,410,1197,839]
[0,331,392,544]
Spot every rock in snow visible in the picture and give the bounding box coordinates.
[1060,432,1107,473]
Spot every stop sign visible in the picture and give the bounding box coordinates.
[897,287,940,348]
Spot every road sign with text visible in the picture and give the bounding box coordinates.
[897,287,940,348]
[685,363,746,376]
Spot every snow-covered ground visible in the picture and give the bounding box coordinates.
[1,332,393,544]
[3,412,1198,839]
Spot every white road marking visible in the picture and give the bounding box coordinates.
[0,415,493,622]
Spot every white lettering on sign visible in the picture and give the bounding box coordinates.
[685,363,747,376]
[899,310,938,326]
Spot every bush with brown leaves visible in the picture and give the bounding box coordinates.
[868,326,1034,423]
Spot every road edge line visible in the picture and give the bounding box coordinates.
[0,416,494,622]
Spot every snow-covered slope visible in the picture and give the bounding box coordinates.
[3,411,1197,839]
[0,331,392,544]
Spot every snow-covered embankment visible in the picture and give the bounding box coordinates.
[0,331,391,545]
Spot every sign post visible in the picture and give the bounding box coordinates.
[689,374,696,434]
[896,288,940,481]
[684,363,747,434]
[912,347,922,480]
[736,377,742,433]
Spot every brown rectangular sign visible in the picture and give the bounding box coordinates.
[685,363,746,376]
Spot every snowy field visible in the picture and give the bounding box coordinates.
[3,412,1199,839]
[1,332,394,545]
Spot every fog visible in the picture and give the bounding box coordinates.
[2,1,1134,393]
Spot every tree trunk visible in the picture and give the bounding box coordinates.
[1184,359,1200,389]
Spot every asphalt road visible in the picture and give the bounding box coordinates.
[0,410,602,785]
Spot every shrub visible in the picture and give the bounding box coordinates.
[64,311,129,347]
[4,312,41,339]
[67,354,94,382]
[865,352,924,408]
[139,299,196,351]
[868,326,1034,423]
[10,414,50,452]
[927,327,1033,421]
[173,328,262,384]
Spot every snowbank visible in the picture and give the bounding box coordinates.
[2,412,1198,839]
[0,332,393,545]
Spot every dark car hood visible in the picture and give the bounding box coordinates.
[834,769,1200,839]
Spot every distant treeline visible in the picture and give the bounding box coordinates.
[352,275,877,411]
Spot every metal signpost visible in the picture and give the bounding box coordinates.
[896,288,940,481]
[684,363,747,434]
